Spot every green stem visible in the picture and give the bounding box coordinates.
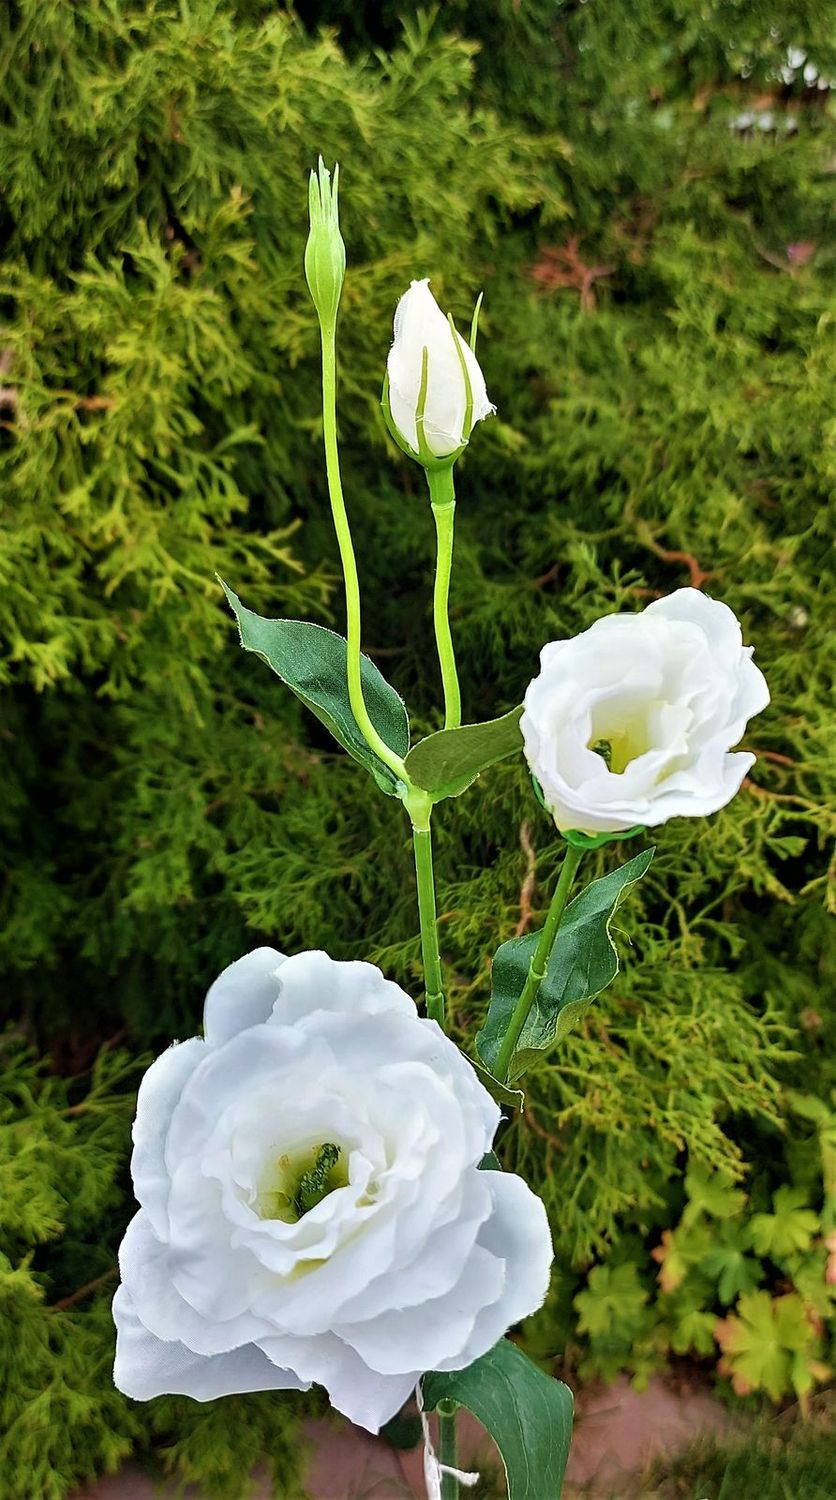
[437,1400,459,1500]
[320,325,406,783]
[494,842,585,1083]
[411,799,446,1028]
[427,466,461,731]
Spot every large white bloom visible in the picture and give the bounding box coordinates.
[113,949,551,1432]
[386,279,494,458]
[521,588,770,835]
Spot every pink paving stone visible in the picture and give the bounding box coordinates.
[565,1374,735,1492]
[72,1374,734,1499]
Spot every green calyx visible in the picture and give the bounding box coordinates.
[305,157,346,332]
[530,774,646,849]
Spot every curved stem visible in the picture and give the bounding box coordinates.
[320,325,406,783]
[437,1399,459,1499]
[494,842,585,1083]
[427,466,461,730]
[411,801,446,1028]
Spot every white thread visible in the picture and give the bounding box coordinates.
[416,1381,480,1499]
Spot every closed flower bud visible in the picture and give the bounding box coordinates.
[385,279,494,463]
[522,588,770,836]
[304,158,346,331]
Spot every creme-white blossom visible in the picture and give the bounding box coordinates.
[521,587,770,835]
[386,279,494,459]
[112,948,552,1432]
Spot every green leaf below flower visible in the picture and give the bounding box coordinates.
[422,1338,574,1500]
[475,848,655,1081]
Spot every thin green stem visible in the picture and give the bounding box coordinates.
[427,466,461,730]
[411,803,446,1028]
[494,842,585,1083]
[437,1400,459,1500]
[320,326,406,784]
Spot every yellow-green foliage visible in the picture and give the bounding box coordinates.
[1,1,834,1493]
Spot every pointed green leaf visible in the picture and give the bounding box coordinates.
[404,706,523,800]
[220,581,409,797]
[422,1339,573,1500]
[476,849,654,1081]
[471,1058,525,1112]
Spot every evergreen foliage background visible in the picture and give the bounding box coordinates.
[0,2,833,1494]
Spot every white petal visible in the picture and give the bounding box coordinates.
[432,1171,553,1371]
[203,946,286,1047]
[334,1172,493,1325]
[387,279,492,458]
[268,950,416,1027]
[119,1211,272,1356]
[644,587,744,654]
[165,1023,318,1166]
[257,1330,418,1433]
[113,1283,309,1403]
[337,1243,505,1374]
[131,1038,205,1238]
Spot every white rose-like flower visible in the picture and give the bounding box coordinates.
[113,948,552,1432]
[521,588,770,835]
[386,279,494,459]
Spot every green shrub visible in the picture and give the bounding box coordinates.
[1,1,833,1493]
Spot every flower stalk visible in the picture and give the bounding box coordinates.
[438,1399,459,1499]
[411,808,446,1028]
[428,465,461,730]
[494,842,585,1083]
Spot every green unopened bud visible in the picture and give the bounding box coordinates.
[305,157,346,332]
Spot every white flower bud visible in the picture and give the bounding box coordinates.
[386,279,494,461]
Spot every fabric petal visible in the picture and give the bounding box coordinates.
[203,946,286,1047]
[268,950,416,1028]
[258,1329,418,1433]
[113,1283,309,1403]
[131,1038,205,1238]
[119,1211,272,1356]
[432,1170,553,1372]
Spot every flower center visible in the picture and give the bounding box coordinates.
[255,1142,348,1223]
[588,714,649,774]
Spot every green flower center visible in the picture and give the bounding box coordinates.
[588,705,658,774]
[255,1142,347,1223]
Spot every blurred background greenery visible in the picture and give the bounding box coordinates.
[0,2,833,1496]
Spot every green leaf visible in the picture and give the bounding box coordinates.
[422,1339,573,1500]
[574,1263,648,1339]
[471,1059,525,1112]
[682,1162,747,1228]
[475,849,654,1081]
[715,1291,820,1402]
[702,1224,761,1305]
[750,1187,820,1261]
[220,581,409,796]
[670,1306,718,1357]
[404,706,523,800]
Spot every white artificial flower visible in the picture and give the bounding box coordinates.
[386,279,494,458]
[113,948,552,1433]
[521,588,770,835]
